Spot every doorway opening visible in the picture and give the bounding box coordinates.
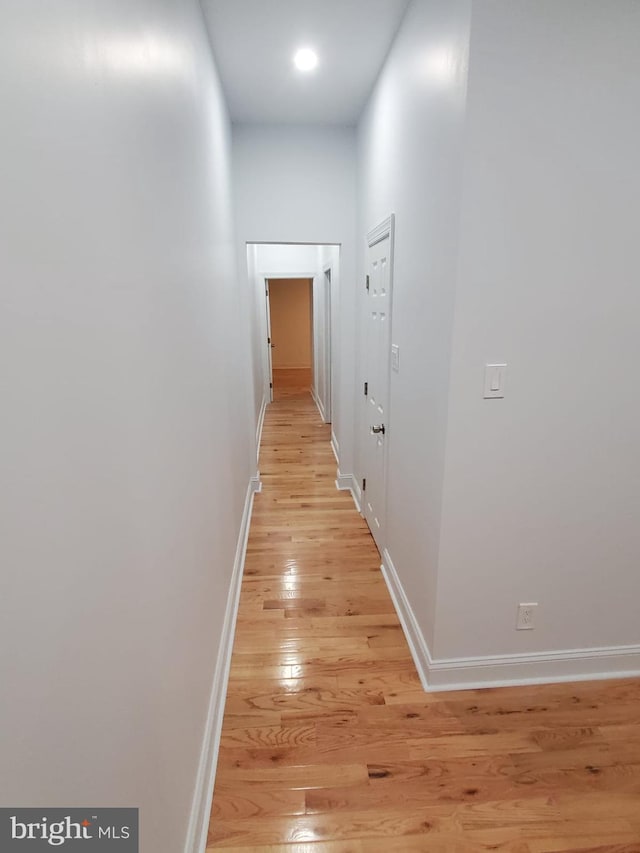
[246,242,339,451]
[267,277,313,399]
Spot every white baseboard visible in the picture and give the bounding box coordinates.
[330,431,339,464]
[335,472,354,490]
[255,397,267,462]
[335,471,361,513]
[184,474,260,853]
[311,386,326,423]
[380,549,430,690]
[426,642,640,692]
[381,548,640,693]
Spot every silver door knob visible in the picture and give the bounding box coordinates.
[371,424,386,435]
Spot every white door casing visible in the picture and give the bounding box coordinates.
[362,215,395,553]
[264,279,274,403]
[323,267,332,422]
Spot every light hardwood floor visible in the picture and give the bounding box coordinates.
[272,368,313,393]
[207,387,640,852]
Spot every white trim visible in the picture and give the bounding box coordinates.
[367,215,395,248]
[259,270,317,279]
[263,278,274,405]
[330,431,339,464]
[184,474,260,853]
[351,477,362,512]
[311,385,326,422]
[255,397,267,462]
[425,643,640,692]
[336,472,361,514]
[321,264,332,424]
[380,548,640,693]
[380,549,430,690]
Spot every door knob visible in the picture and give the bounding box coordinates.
[371,424,385,435]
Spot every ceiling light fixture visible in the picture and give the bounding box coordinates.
[293,47,318,72]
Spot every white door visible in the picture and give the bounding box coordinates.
[362,217,394,553]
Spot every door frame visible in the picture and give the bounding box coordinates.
[321,263,333,423]
[361,213,395,551]
[263,279,274,403]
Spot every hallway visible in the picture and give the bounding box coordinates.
[206,390,640,852]
[4,4,640,849]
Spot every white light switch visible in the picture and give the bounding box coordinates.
[391,344,400,373]
[484,363,507,398]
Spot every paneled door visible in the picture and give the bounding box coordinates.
[361,216,394,553]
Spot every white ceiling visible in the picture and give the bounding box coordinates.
[200,0,411,125]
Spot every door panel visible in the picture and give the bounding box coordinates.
[362,226,393,553]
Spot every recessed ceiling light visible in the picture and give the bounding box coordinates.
[293,47,318,72]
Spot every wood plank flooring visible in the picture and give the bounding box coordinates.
[272,368,313,391]
[207,387,640,852]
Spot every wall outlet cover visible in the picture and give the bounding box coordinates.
[516,602,537,630]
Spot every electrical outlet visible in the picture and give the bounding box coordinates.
[516,602,537,630]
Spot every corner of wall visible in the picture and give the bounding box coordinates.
[335,471,361,514]
[381,548,640,693]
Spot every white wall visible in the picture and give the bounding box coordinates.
[435,0,640,661]
[257,243,320,275]
[0,1,254,849]
[358,0,640,687]
[234,125,357,475]
[246,242,264,438]
[357,0,472,650]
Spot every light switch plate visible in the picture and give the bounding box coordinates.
[484,363,507,398]
[391,344,400,373]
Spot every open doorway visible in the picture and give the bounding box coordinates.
[266,278,313,399]
[246,243,339,452]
